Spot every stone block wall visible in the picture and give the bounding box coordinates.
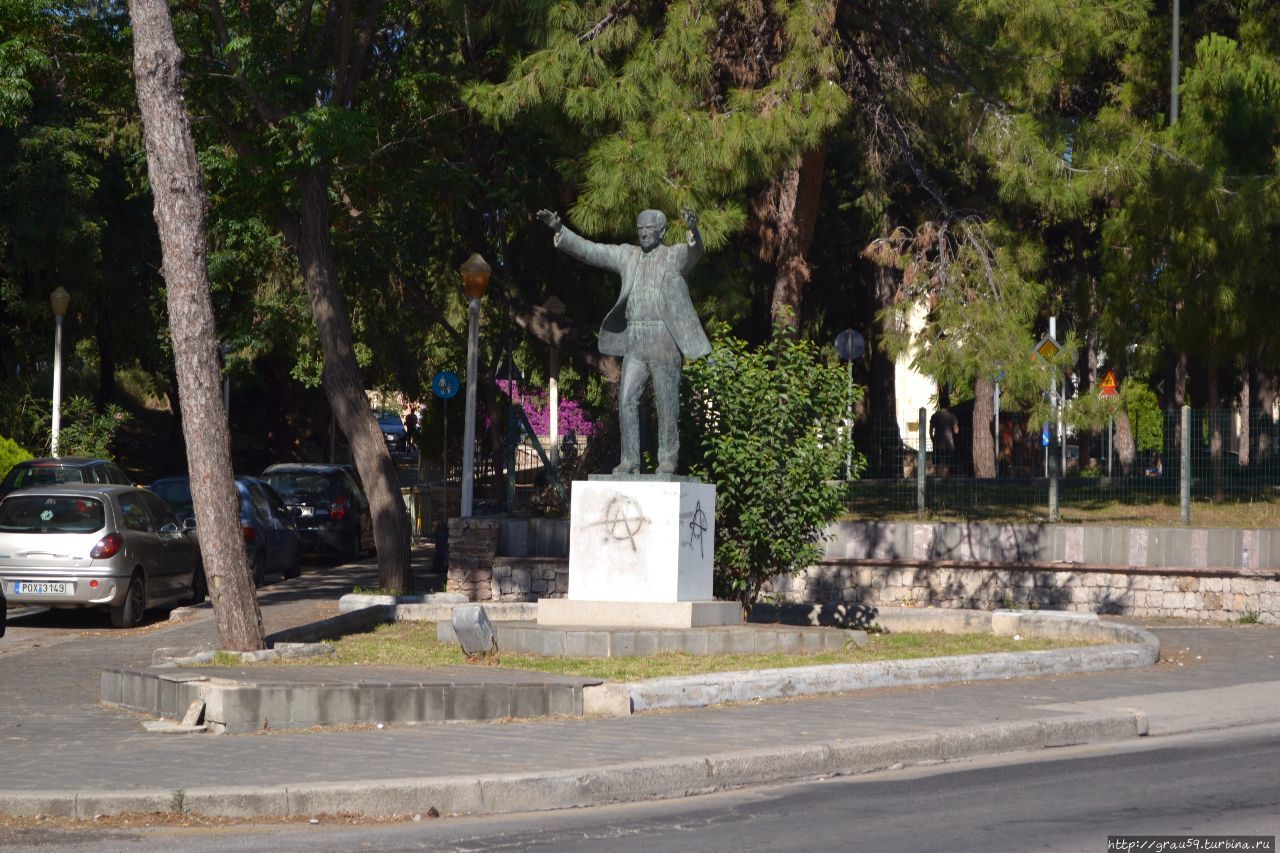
[464,515,1280,621]
[764,562,1280,624]
[491,557,570,602]
[446,517,500,601]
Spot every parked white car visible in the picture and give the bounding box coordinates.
[0,484,203,628]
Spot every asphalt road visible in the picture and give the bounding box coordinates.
[5,723,1277,853]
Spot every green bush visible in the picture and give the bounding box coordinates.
[684,328,864,614]
[55,396,132,459]
[1123,380,1164,453]
[0,435,33,481]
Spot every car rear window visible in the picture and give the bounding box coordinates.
[264,473,335,500]
[0,495,106,533]
[3,465,87,489]
[150,480,195,519]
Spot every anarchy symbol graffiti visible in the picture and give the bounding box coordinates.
[687,500,708,558]
[604,494,646,551]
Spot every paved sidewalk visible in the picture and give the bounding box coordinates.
[2,550,1280,818]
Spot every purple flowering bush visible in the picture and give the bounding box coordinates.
[497,380,596,438]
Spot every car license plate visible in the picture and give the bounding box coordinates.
[14,581,73,596]
[296,506,314,517]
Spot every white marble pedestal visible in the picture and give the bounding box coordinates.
[537,477,740,628]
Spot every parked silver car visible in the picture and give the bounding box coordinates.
[0,484,203,628]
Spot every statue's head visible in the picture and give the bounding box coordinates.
[635,210,668,252]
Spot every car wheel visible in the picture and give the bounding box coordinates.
[284,546,302,580]
[110,573,146,629]
[190,563,207,604]
[251,552,266,588]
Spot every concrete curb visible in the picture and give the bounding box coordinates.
[0,711,1147,819]
[589,609,1161,715]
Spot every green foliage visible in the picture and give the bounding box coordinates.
[684,328,862,613]
[1101,33,1280,390]
[0,433,32,480]
[0,0,49,126]
[871,219,1058,416]
[466,0,849,249]
[55,396,131,460]
[1122,380,1164,452]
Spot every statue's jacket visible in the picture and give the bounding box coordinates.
[554,226,711,361]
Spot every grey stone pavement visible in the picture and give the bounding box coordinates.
[2,546,1280,818]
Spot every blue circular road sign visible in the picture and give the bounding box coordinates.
[432,371,460,400]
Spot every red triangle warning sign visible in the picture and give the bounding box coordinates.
[1099,368,1119,398]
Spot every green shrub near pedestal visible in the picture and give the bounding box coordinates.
[684,328,865,614]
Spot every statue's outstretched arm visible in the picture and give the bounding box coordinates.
[536,209,562,234]
[539,208,624,273]
[679,208,703,271]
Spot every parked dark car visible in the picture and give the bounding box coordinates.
[148,475,301,587]
[261,463,373,561]
[376,411,408,453]
[0,484,202,628]
[0,457,132,498]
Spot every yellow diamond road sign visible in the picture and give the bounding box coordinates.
[1034,336,1060,360]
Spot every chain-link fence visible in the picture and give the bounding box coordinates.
[846,407,1280,527]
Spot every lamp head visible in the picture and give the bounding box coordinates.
[50,286,71,318]
[460,254,492,300]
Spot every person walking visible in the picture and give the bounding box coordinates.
[930,391,960,478]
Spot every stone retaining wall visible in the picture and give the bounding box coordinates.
[824,521,1280,569]
[474,556,1279,624]
[492,557,570,601]
[447,518,500,601]
[764,561,1280,624]
[469,516,1280,622]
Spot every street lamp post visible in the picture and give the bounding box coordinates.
[544,296,566,470]
[458,254,491,518]
[50,287,71,457]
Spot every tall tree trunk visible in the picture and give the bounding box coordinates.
[129,0,264,650]
[1249,361,1269,461]
[1237,362,1250,467]
[972,375,996,477]
[753,147,826,335]
[1114,409,1136,476]
[1077,330,1099,471]
[1252,362,1276,461]
[282,169,413,594]
[864,263,900,477]
[1208,353,1224,502]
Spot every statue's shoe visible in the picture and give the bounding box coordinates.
[655,462,676,474]
[612,461,639,475]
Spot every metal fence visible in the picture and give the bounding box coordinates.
[846,406,1280,527]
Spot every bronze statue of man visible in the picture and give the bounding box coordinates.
[537,207,710,475]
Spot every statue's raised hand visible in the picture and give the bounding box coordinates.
[536,209,562,234]
[680,208,698,229]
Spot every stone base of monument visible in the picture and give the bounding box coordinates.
[536,598,741,629]
[545,477,734,631]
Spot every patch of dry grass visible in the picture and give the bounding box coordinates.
[282,621,1091,681]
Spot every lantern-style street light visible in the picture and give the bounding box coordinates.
[459,254,491,517]
[50,287,71,457]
